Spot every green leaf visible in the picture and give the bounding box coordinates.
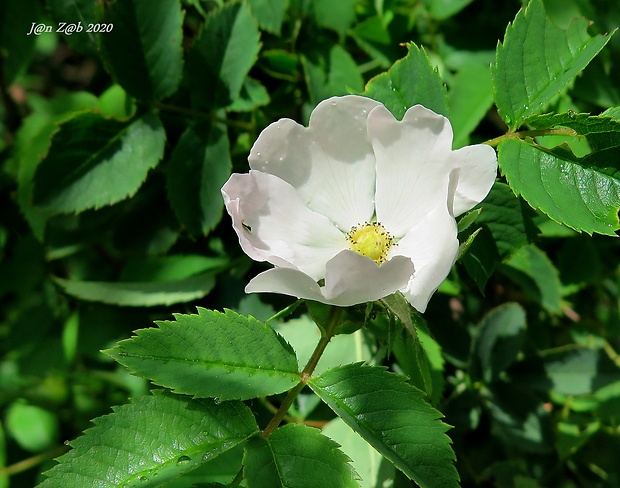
[380,292,434,396]
[457,208,482,233]
[460,179,541,294]
[98,84,136,119]
[491,0,615,130]
[472,303,526,384]
[425,0,475,20]
[513,347,620,396]
[167,121,231,235]
[0,422,6,488]
[474,181,539,260]
[322,418,396,488]
[460,227,500,294]
[525,111,620,151]
[448,63,494,148]
[557,235,602,291]
[228,77,270,112]
[14,92,101,239]
[247,0,289,35]
[0,0,39,84]
[312,0,357,37]
[602,106,620,120]
[301,43,365,106]
[485,383,554,453]
[32,111,165,215]
[501,244,562,313]
[165,445,244,486]
[363,43,448,120]
[499,138,620,235]
[351,16,399,68]
[105,308,299,400]
[39,391,258,487]
[259,49,299,81]
[309,364,458,488]
[243,423,359,488]
[188,2,261,109]
[119,254,228,282]
[53,272,216,307]
[101,0,184,101]
[556,420,600,460]
[6,402,58,453]
[392,322,446,406]
[49,0,101,56]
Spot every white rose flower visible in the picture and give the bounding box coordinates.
[221,95,497,311]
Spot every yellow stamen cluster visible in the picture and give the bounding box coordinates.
[347,222,393,264]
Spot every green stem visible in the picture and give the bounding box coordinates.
[0,444,69,477]
[230,467,244,487]
[261,306,344,438]
[484,127,578,148]
[151,101,256,131]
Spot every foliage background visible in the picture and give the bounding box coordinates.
[1,0,620,486]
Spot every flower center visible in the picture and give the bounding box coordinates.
[347,222,393,264]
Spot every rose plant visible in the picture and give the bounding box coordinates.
[1,0,620,487]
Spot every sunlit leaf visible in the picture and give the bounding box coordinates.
[364,43,448,120]
[499,139,620,235]
[105,308,300,400]
[309,363,458,488]
[39,391,258,487]
[492,0,614,130]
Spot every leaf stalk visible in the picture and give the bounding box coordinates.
[261,305,344,438]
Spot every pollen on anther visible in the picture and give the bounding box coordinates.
[346,221,393,265]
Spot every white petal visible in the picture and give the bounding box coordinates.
[391,202,459,312]
[369,104,454,237]
[450,144,498,216]
[221,171,346,280]
[246,267,329,303]
[248,95,382,231]
[246,250,414,307]
[322,251,414,305]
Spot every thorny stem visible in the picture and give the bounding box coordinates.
[484,127,578,148]
[261,306,345,438]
